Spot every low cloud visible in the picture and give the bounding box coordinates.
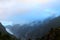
[0,0,60,21]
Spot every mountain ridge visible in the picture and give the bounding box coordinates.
[6,16,60,40]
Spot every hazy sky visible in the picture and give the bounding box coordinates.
[0,0,60,26]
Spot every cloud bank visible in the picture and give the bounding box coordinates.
[0,0,60,25]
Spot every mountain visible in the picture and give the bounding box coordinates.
[6,16,60,40]
[0,23,18,40]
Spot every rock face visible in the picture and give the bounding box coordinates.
[0,23,18,40]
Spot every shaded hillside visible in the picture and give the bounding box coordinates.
[0,23,18,40]
[40,27,60,40]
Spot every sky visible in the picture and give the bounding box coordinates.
[0,0,60,26]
